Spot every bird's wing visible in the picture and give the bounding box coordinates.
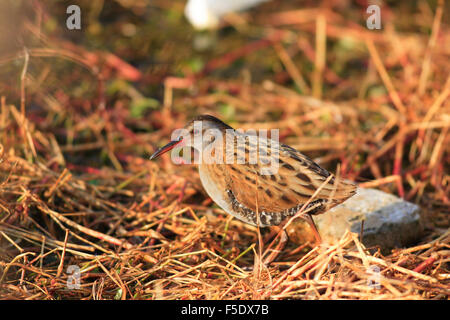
[226,140,356,215]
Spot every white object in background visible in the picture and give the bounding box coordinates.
[184,0,269,30]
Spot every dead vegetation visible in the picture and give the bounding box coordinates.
[0,0,448,299]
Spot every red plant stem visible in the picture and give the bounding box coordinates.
[393,128,405,198]
[412,257,436,274]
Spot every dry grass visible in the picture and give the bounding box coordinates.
[0,0,449,299]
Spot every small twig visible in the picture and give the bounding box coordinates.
[37,203,133,250]
[358,175,401,189]
[274,43,310,94]
[312,13,326,99]
[56,228,69,278]
[412,256,437,274]
[365,39,406,116]
[20,48,29,117]
[418,0,444,95]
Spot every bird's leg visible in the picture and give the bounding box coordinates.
[262,227,289,265]
[303,213,322,245]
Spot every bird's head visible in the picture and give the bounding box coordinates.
[149,115,232,162]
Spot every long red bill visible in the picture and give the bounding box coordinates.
[149,138,183,160]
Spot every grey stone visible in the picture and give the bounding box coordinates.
[286,188,424,253]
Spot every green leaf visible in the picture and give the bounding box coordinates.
[114,288,123,300]
[130,98,160,118]
[186,57,204,73]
